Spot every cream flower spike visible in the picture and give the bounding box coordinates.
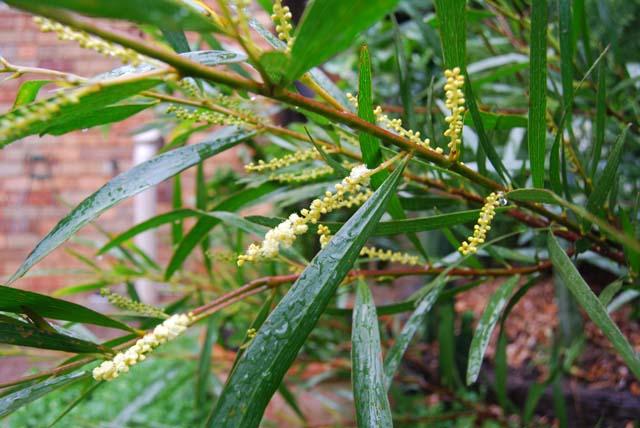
[272,0,294,52]
[443,67,466,161]
[245,148,324,173]
[238,164,374,265]
[93,313,193,381]
[34,17,148,65]
[458,192,505,256]
[318,223,420,265]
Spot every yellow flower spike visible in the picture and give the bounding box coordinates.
[359,246,420,266]
[34,17,148,65]
[458,191,505,256]
[0,87,93,143]
[245,148,327,173]
[271,0,295,52]
[166,105,247,127]
[347,94,431,149]
[93,313,193,381]
[317,224,332,248]
[100,288,169,319]
[268,165,334,183]
[443,67,466,161]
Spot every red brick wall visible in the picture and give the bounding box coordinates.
[0,6,236,292]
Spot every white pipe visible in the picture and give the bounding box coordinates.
[132,129,163,304]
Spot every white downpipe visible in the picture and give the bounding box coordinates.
[132,129,163,304]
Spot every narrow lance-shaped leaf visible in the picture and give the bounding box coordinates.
[13,80,51,108]
[384,277,446,389]
[466,275,519,385]
[5,0,218,31]
[586,126,628,215]
[507,188,640,253]
[352,280,393,428]
[196,317,220,408]
[285,0,400,81]
[548,233,640,380]
[9,128,256,283]
[0,371,89,419]
[590,59,607,178]
[0,79,161,147]
[0,321,109,354]
[528,0,548,188]
[207,162,406,428]
[0,285,131,331]
[558,0,574,125]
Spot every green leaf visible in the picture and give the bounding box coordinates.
[528,0,548,188]
[162,29,190,53]
[0,285,131,331]
[284,0,400,81]
[0,79,161,147]
[98,209,198,255]
[165,182,279,279]
[590,59,607,178]
[383,277,445,389]
[0,371,88,419]
[466,275,519,385]
[548,233,640,380]
[0,320,108,354]
[13,80,50,108]
[97,50,247,80]
[277,383,306,423]
[9,128,256,283]
[433,0,466,69]
[196,317,220,408]
[6,0,218,31]
[586,126,628,215]
[464,111,528,131]
[508,188,640,254]
[207,162,406,428]
[599,279,623,307]
[45,103,154,136]
[53,280,109,297]
[357,44,382,168]
[351,280,393,428]
[47,380,102,428]
[507,188,558,204]
[558,0,574,124]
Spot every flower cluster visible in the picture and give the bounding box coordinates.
[443,67,466,160]
[0,89,85,143]
[93,313,192,381]
[269,165,334,183]
[238,164,374,265]
[100,288,168,319]
[360,246,421,265]
[317,223,420,265]
[346,93,434,151]
[458,192,504,256]
[166,105,247,127]
[177,79,201,98]
[271,0,294,52]
[245,148,326,172]
[34,17,147,65]
[317,224,332,248]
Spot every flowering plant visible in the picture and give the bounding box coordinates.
[1,1,639,427]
